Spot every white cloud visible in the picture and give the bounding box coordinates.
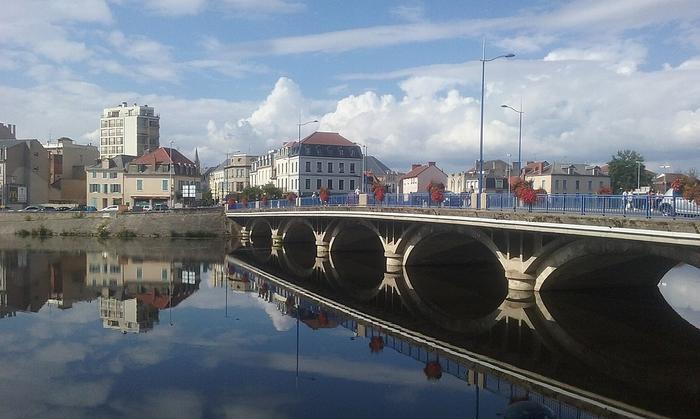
[145,0,207,16]
[390,3,426,23]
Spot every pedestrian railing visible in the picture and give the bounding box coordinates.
[226,192,698,219]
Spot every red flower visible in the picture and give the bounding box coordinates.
[427,182,445,203]
[318,187,330,203]
[520,188,538,204]
[671,178,682,192]
[369,336,384,353]
[374,186,385,202]
[424,361,442,380]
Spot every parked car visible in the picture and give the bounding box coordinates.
[56,206,72,211]
[153,203,169,211]
[43,206,56,211]
[69,205,97,212]
[658,189,700,217]
[141,205,153,212]
[22,206,43,212]
[100,205,119,212]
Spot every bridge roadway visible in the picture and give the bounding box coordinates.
[226,206,700,292]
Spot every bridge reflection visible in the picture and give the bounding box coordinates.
[229,241,700,418]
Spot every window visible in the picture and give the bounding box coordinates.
[327,179,333,189]
[575,180,580,191]
[102,172,107,178]
[588,181,592,191]
[161,269,168,281]
[110,172,117,179]
[541,180,546,189]
[350,180,355,190]
[316,179,322,189]
[317,162,322,173]
[136,267,143,280]
[110,184,121,193]
[102,184,108,194]
[350,163,356,173]
[92,171,96,179]
[137,180,143,191]
[339,179,344,190]
[89,184,100,193]
[306,162,311,172]
[555,180,560,191]
[113,198,122,205]
[162,179,168,191]
[328,162,333,173]
[339,163,344,173]
[563,180,568,190]
[305,179,310,190]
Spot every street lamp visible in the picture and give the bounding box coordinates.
[636,161,642,192]
[354,142,368,193]
[477,41,515,208]
[500,103,523,176]
[506,153,512,194]
[297,120,319,143]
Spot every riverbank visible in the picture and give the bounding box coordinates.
[0,208,237,238]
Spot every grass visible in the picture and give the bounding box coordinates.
[15,225,54,237]
[115,229,137,239]
[171,230,218,238]
[96,223,110,238]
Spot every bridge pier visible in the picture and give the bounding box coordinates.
[385,251,403,274]
[316,240,329,258]
[505,270,536,291]
[271,232,283,248]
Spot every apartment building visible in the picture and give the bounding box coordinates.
[86,155,135,209]
[124,147,200,208]
[447,160,511,193]
[99,102,159,159]
[524,161,610,194]
[0,139,49,208]
[251,132,363,196]
[249,150,276,189]
[401,161,447,194]
[46,137,99,205]
[208,153,257,202]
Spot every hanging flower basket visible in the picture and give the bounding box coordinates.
[319,187,330,203]
[369,335,384,353]
[424,361,442,380]
[287,192,297,205]
[372,181,386,203]
[427,181,445,204]
[671,178,682,192]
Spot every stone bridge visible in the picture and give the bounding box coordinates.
[227,207,700,292]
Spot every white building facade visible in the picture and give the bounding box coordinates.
[99,102,159,159]
[401,162,447,194]
[255,132,363,196]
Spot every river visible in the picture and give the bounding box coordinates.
[0,237,698,418]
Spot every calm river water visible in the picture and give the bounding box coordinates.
[0,237,698,419]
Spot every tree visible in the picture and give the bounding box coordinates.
[607,150,653,193]
[261,183,283,199]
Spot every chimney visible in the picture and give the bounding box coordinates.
[428,161,435,166]
[121,101,127,107]
[411,164,421,170]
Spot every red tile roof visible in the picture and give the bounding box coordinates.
[131,147,195,166]
[300,131,355,146]
[402,164,430,179]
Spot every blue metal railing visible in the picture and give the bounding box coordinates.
[226,192,698,219]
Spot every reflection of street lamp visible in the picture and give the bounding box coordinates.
[500,103,523,176]
[477,42,515,207]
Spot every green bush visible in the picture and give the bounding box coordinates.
[15,229,30,237]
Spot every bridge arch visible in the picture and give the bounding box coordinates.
[532,239,700,291]
[246,218,273,246]
[325,219,387,254]
[395,224,506,269]
[278,218,316,244]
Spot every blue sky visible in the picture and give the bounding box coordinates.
[1,0,700,173]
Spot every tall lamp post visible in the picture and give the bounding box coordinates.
[500,103,524,176]
[477,42,514,208]
[168,140,174,208]
[297,120,318,143]
[354,143,367,193]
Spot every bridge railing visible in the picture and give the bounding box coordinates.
[227,192,697,219]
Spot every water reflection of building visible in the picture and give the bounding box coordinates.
[0,250,53,318]
[86,252,201,333]
[210,262,256,292]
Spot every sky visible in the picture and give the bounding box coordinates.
[1,0,699,174]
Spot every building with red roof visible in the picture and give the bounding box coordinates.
[401,162,447,194]
[250,131,364,197]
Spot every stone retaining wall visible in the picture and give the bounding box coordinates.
[0,209,234,238]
